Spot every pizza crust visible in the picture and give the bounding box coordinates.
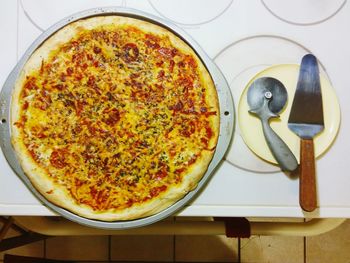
[11,15,219,221]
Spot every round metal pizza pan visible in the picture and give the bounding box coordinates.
[0,7,234,229]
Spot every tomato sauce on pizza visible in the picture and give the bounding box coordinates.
[11,16,219,221]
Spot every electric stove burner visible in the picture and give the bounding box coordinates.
[20,0,126,31]
[261,0,347,25]
[148,0,233,26]
[214,35,325,173]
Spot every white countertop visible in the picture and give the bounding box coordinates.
[1,0,350,219]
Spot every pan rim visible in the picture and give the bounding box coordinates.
[0,6,234,229]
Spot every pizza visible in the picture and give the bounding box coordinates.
[11,16,219,221]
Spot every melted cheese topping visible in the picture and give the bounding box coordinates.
[15,24,218,211]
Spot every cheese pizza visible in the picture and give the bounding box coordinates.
[11,16,219,221]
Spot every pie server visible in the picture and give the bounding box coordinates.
[247,77,298,172]
[288,54,324,212]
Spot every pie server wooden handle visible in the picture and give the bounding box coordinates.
[299,138,317,212]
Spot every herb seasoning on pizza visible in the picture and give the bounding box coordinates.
[11,16,219,221]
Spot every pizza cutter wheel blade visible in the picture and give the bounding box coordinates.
[247,77,298,172]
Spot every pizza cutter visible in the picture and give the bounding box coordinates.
[247,77,298,172]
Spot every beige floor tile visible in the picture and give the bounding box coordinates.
[240,235,304,263]
[306,219,350,263]
[0,240,44,260]
[110,235,174,261]
[46,236,109,261]
[175,235,238,262]
[0,223,44,260]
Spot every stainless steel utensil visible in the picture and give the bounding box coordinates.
[288,54,324,212]
[247,77,298,172]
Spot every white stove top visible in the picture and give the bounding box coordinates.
[1,0,350,218]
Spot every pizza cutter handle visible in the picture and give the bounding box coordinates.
[261,119,298,172]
